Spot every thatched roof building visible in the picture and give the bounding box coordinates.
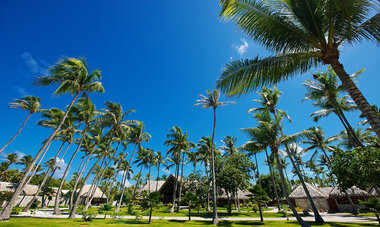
[330,186,369,197]
[289,182,331,199]
[138,180,165,193]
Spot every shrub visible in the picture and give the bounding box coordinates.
[30,200,41,209]
[279,205,289,217]
[11,207,23,215]
[251,204,259,213]
[81,210,98,222]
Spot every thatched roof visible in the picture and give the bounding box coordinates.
[79,185,107,199]
[289,182,330,199]
[138,181,165,192]
[0,181,39,196]
[218,189,251,200]
[330,186,369,197]
[368,185,379,197]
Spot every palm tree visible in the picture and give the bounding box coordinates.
[240,140,262,186]
[303,68,363,147]
[154,151,165,191]
[0,96,42,153]
[195,89,234,224]
[217,0,380,137]
[301,127,336,166]
[242,112,311,227]
[220,135,238,156]
[17,155,33,173]
[53,97,99,215]
[197,136,213,211]
[164,126,193,213]
[187,150,199,173]
[0,57,104,221]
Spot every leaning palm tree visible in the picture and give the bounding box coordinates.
[53,97,99,215]
[16,155,33,173]
[0,96,42,153]
[217,0,380,138]
[0,57,104,221]
[303,68,363,147]
[195,89,234,224]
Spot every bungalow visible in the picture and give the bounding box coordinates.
[289,182,371,213]
[0,181,106,207]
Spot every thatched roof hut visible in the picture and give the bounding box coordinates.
[289,182,330,199]
[79,185,107,199]
[138,181,165,192]
[330,186,369,197]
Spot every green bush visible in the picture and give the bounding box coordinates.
[11,207,23,215]
[251,204,259,213]
[30,200,41,209]
[279,205,289,217]
[81,210,98,222]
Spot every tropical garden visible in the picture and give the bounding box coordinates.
[0,0,379,226]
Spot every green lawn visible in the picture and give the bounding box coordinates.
[0,218,375,227]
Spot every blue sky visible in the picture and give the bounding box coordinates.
[0,1,379,186]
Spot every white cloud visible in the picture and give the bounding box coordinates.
[54,157,68,178]
[162,168,171,174]
[21,52,48,74]
[13,86,30,97]
[234,39,249,56]
[124,179,131,187]
[15,150,26,159]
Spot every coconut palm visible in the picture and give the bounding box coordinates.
[17,155,33,173]
[0,153,19,177]
[0,96,42,153]
[248,87,324,224]
[301,127,337,166]
[53,97,99,214]
[154,151,165,191]
[242,112,311,227]
[303,68,363,147]
[220,135,238,156]
[0,57,104,221]
[197,136,213,211]
[217,0,380,138]
[195,89,234,224]
[240,140,262,186]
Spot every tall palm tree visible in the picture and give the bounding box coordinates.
[220,135,238,156]
[301,127,336,166]
[303,68,363,147]
[53,97,99,215]
[217,0,380,137]
[154,151,165,191]
[249,87,324,224]
[240,141,262,186]
[197,136,213,211]
[242,112,311,227]
[17,155,33,173]
[187,150,199,173]
[0,57,104,221]
[0,96,42,153]
[195,89,234,224]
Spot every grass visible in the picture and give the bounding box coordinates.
[0,218,376,227]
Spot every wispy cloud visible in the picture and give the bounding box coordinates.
[54,157,68,178]
[21,52,48,75]
[13,86,30,97]
[234,39,249,56]
[163,168,171,174]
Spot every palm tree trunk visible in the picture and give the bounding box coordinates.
[83,155,106,211]
[274,151,310,227]
[23,139,54,189]
[333,98,363,147]
[264,148,281,210]
[0,113,32,154]
[53,125,88,215]
[70,145,97,209]
[148,164,152,192]
[205,164,210,212]
[330,58,380,138]
[210,108,218,225]
[285,144,324,223]
[69,153,103,219]
[23,141,67,212]
[42,142,71,208]
[169,162,179,213]
[115,142,139,213]
[254,153,261,186]
[156,164,160,192]
[131,165,144,202]
[176,152,185,212]
[69,154,87,209]
[0,92,79,221]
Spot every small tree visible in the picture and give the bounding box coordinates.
[360,198,380,225]
[99,204,113,219]
[184,192,198,221]
[141,191,163,224]
[248,185,270,224]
